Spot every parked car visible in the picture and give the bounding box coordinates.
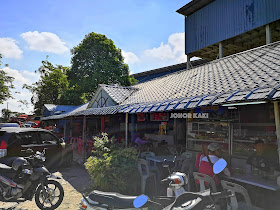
[24,121,37,128]
[0,127,73,168]
[0,123,20,128]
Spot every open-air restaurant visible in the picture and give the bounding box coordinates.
[40,40,280,209]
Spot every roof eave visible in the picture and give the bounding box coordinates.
[176,0,215,16]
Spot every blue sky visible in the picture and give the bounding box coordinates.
[0,0,190,113]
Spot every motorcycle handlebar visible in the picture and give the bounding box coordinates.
[211,190,232,199]
[161,178,169,183]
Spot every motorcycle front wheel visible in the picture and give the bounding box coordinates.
[35,179,64,210]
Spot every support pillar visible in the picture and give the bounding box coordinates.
[186,54,191,70]
[101,116,105,133]
[266,24,271,44]
[131,114,136,142]
[125,113,129,147]
[82,116,87,160]
[70,117,73,138]
[219,42,223,59]
[82,116,86,143]
[63,120,66,139]
[274,102,280,166]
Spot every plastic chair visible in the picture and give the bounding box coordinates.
[139,152,161,178]
[140,151,155,159]
[181,151,193,159]
[193,172,217,192]
[137,159,158,194]
[180,159,194,191]
[221,180,263,210]
[193,172,221,209]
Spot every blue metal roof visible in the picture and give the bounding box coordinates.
[184,0,280,54]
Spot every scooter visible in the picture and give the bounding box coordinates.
[133,158,233,210]
[80,158,188,209]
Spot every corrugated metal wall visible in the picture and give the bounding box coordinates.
[185,0,280,54]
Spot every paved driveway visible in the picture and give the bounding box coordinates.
[0,163,93,210]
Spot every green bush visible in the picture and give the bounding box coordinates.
[84,133,141,194]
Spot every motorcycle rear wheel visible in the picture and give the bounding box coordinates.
[35,179,64,210]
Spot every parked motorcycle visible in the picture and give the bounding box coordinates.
[0,148,64,209]
[80,158,188,209]
[134,158,233,210]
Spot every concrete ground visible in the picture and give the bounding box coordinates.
[0,159,93,210]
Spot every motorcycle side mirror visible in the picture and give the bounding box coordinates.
[133,194,148,208]
[59,138,64,144]
[213,158,227,174]
[162,159,169,168]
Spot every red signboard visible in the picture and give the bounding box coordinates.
[150,113,169,121]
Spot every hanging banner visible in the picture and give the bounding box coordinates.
[150,113,169,121]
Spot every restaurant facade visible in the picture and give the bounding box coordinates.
[41,1,280,206]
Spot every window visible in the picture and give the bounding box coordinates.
[18,132,39,145]
[39,132,58,145]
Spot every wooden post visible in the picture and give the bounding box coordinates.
[82,116,86,143]
[101,116,105,132]
[125,113,128,147]
[274,102,280,166]
[131,114,136,143]
[70,117,73,138]
[82,116,87,160]
[63,120,66,139]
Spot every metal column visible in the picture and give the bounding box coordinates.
[274,102,280,166]
[219,42,223,59]
[266,24,271,44]
[186,54,191,70]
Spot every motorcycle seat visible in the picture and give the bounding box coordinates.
[88,190,137,208]
[0,163,13,171]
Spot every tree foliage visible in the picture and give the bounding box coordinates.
[0,54,14,104]
[67,32,135,101]
[23,60,69,115]
[1,109,11,122]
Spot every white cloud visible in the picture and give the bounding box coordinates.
[21,31,69,54]
[122,51,140,65]
[143,32,185,62]
[0,38,23,59]
[0,67,39,114]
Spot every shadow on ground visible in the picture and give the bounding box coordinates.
[57,162,94,194]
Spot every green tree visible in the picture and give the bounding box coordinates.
[1,108,11,122]
[24,60,69,115]
[0,54,14,103]
[66,32,135,102]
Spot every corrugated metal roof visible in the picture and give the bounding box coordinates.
[181,0,280,55]
[122,41,280,106]
[100,84,138,104]
[43,41,280,119]
[44,104,77,113]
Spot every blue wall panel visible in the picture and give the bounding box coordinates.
[185,0,280,54]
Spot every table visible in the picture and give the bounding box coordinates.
[223,174,280,191]
[146,155,186,163]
